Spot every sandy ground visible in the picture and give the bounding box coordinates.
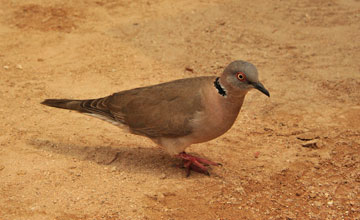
[1,0,360,219]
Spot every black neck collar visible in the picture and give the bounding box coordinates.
[214,77,227,97]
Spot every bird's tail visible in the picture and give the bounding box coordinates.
[41,99,86,112]
[41,97,116,122]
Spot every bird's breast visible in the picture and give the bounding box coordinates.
[188,86,244,144]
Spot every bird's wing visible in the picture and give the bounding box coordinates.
[106,77,212,138]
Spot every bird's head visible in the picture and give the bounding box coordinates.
[220,60,270,97]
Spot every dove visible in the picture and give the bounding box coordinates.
[41,60,270,176]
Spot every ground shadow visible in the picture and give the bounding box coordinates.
[27,137,186,178]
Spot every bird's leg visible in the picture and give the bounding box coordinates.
[176,152,221,176]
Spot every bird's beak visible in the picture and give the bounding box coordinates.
[253,82,270,97]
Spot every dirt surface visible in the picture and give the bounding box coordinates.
[1,0,360,219]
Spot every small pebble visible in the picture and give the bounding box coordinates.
[17,170,27,175]
[158,193,165,201]
[302,140,318,149]
[309,192,317,198]
[235,187,246,195]
[3,65,9,69]
[313,201,322,207]
[16,64,23,70]
[185,67,194,72]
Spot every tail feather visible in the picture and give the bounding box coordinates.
[41,98,116,121]
[41,99,86,112]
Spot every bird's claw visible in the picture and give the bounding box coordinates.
[176,152,221,177]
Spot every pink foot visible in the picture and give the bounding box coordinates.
[176,152,222,176]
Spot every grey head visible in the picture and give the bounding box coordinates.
[221,60,270,97]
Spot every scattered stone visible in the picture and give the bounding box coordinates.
[0,165,4,171]
[314,201,322,207]
[145,192,165,202]
[159,173,167,179]
[163,192,176,197]
[157,193,165,201]
[309,192,317,198]
[30,206,38,211]
[16,64,23,70]
[302,140,318,149]
[235,186,246,195]
[3,65,9,70]
[185,67,194,72]
[327,200,334,206]
[17,170,27,175]
[297,133,319,141]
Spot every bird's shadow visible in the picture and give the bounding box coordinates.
[27,138,187,178]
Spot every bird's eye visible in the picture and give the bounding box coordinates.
[236,72,246,81]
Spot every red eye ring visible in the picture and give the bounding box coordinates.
[236,72,246,81]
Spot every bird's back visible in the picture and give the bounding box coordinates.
[106,76,215,138]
